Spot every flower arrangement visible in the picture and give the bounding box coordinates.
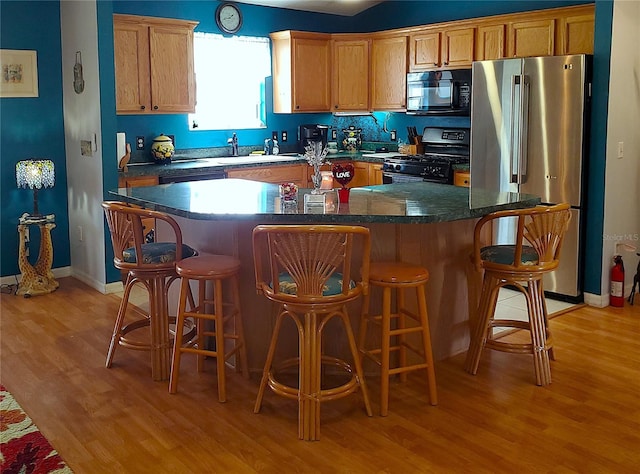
[279,182,298,201]
[303,141,329,193]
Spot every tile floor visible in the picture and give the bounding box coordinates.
[494,287,577,324]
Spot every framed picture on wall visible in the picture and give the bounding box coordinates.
[1,49,39,98]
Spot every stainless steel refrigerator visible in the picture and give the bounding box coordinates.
[470,54,592,300]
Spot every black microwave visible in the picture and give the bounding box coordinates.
[406,69,472,116]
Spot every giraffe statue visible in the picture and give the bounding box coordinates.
[34,222,58,290]
[17,222,59,297]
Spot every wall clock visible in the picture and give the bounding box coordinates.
[215,2,242,35]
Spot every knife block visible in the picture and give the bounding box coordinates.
[407,139,423,155]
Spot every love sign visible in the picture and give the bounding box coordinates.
[332,163,355,187]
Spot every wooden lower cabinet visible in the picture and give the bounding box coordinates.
[225,164,307,185]
[117,175,159,241]
[369,163,383,185]
[313,161,383,188]
[454,170,470,188]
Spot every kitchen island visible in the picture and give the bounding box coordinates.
[110,179,540,371]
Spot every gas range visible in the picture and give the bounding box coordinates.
[383,127,470,184]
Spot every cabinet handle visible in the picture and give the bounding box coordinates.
[153,105,159,110]
[433,62,438,66]
[140,105,146,110]
[443,61,449,66]
[295,105,300,109]
[334,105,339,109]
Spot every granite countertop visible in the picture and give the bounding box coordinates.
[110,178,540,224]
[120,151,393,179]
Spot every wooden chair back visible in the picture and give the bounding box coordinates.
[472,203,572,274]
[102,201,186,272]
[252,225,371,306]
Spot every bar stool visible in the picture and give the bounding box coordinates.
[169,254,249,402]
[252,224,373,440]
[358,261,438,416]
[464,204,572,386]
[102,201,198,381]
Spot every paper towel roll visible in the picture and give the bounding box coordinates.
[116,132,126,167]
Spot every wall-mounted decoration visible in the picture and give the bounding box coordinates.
[0,49,38,98]
[73,51,84,94]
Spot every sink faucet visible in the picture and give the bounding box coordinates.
[228,133,239,156]
[264,138,271,155]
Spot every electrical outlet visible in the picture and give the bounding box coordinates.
[331,129,337,140]
[272,131,278,141]
[390,130,397,141]
[618,141,624,159]
[136,136,145,150]
[281,131,288,142]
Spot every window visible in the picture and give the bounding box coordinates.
[189,32,270,131]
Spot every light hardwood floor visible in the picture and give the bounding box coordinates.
[1,277,639,473]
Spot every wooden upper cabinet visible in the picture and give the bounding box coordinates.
[270,31,332,113]
[148,25,196,113]
[370,34,407,110]
[332,37,370,111]
[113,14,198,114]
[476,24,506,61]
[508,18,555,58]
[410,26,474,71]
[114,21,150,113]
[409,30,441,71]
[559,12,594,55]
[442,27,475,67]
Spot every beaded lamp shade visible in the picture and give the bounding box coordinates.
[16,159,55,216]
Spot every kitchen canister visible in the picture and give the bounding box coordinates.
[151,134,175,164]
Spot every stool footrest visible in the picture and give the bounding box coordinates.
[266,355,360,403]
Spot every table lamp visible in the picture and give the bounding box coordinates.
[16,159,55,217]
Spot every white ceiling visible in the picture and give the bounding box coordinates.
[235,0,383,17]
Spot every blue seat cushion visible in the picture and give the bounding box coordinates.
[275,272,356,296]
[123,243,197,264]
[480,245,539,266]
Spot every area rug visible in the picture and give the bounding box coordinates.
[1,384,73,473]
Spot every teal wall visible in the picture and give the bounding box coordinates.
[1,0,610,297]
[0,1,70,277]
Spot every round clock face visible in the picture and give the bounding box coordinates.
[216,3,242,34]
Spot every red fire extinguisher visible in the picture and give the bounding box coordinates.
[610,255,625,307]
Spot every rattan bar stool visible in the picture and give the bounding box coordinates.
[464,204,572,386]
[252,224,373,440]
[358,261,438,416]
[169,254,249,402]
[102,201,198,381]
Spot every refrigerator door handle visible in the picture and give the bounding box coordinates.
[519,76,530,185]
[510,75,523,184]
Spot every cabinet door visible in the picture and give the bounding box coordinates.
[226,164,306,184]
[559,13,594,54]
[149,25,196,113]
[332,38,370,111]
[118,175,159,188]
[442,27,475,68]
[370,35,407,111]
[292,37,332,112]
[409,30,441,71]
[454,170,470,187]
[369,163,383,185]
[114,22,150,113]
[117,175,159,240]
[350,161,370,188]
[476,24,506,61]
[508,19,555,58]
